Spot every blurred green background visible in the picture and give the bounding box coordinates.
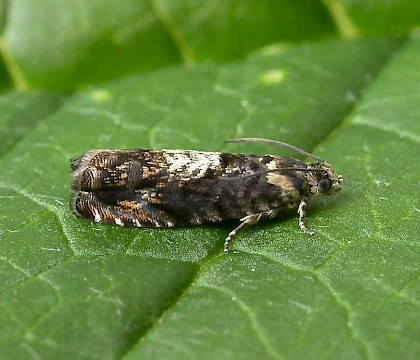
[0,0,419,90]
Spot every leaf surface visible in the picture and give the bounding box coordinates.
[1,34,418,359]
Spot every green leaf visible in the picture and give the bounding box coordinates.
[3,1,420,90]
[1,0,334,89]
[1,33,418,359]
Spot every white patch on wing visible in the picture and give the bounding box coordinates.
[114,217,124,226]
[93,210,102,222]
[163,150,221,178]
[266,160,278,171]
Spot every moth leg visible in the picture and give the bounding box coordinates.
[224,209,280,254]
[224,222,248,254]
[224,214,260,254]
[297,197,314,235]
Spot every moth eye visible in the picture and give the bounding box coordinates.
[318,179,332,193]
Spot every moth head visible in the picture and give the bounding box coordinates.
[306,162,343,197]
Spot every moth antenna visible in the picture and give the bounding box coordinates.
[224,137,324,162]
[221,167,325,181]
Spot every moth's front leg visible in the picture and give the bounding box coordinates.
[223,209,280,254]
[297,197,314,235]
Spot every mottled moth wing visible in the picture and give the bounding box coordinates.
[71,149,308,228]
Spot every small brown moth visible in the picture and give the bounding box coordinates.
[71,138,343,253]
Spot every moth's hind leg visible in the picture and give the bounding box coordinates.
[224,209,280,254]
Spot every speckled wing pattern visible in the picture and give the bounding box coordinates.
[70,149,309,228]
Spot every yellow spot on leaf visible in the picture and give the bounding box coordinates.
[260,69,285,85]
[90,89,111,102]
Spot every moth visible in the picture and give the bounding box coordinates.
[71,138,343,253]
